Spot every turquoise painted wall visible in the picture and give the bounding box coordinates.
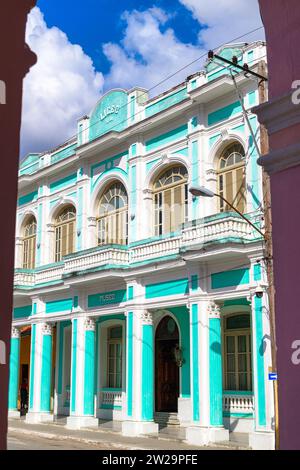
[57,321,71,395]
[13,305,32,320]
[129,164,137,241]
[211,268,250,289]
[208,101,242,126]
[209,317,223,426]
[145,278,189,299]
[49,173,77,194]
[145,124,188,152]
[18,190,38,207]
[40,333,52,412]
[88,289,126,308]
[126,312,133,417]
[89,90,128,141]
[45,298,74,314]
[141,324,154,420]
[145,87,187,118]
[84,329,95,415]
[51,143,77,165]
[8,337,20,410]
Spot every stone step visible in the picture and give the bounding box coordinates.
[154,412,180,426]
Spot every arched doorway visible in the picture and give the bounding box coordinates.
[155,316,180,412]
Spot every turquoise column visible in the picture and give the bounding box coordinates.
[70,318,78,414]
[40,324,53,412]
[83,318,96,416]
[141,315,154,421]
[191,303,200,422]
[253,294,266,427]
[126,311,133,418]
[8,328,20,411]
[209,303,223,426]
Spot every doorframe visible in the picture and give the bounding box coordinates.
[153,310,182,413]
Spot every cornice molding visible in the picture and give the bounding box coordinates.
[257,141,300,175]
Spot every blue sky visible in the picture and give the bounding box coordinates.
[21,1,263,158]
[36,0,201,74]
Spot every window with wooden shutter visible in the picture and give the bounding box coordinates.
[218,143,246,213]
[153,165,188,236]
[54,206,76,261]
[97,181,128,246]
[22,216,37,269]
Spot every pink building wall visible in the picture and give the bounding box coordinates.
[255,0,300,450]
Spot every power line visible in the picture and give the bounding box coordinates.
[40,26,265,154]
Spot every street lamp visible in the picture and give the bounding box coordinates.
[189,185,266,240]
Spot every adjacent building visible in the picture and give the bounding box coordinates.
[9,41,274,449]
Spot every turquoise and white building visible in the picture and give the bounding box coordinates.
[9,41,275,449]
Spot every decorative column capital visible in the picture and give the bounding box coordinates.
[41,322,53,336]
[46,223,55,233]
[139,310,153,325]
[84,317,96,331]
[87,216,97,227]
[208,301,221,319]
[11,327,20,339]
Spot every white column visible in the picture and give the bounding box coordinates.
[26,322,54,423]
[186,299,229,445]
[122,309,158,436]
[66,317,98,429]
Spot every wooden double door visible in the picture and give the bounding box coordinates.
[155,316,179,412]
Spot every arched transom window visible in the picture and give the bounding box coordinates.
[217,143,246,213]
[223,313,252,391]
[153,165,188,236]
[22,216,37,269]
[97,181,128,246]
[55,205,76,262]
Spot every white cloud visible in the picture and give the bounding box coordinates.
[179,0,263,48]
[103,8,203,94]
[21,7,104,158]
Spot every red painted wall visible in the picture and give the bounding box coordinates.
[0,1,36,450]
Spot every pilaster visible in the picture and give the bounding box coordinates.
[8,327,20,417]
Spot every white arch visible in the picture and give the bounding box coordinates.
[145,154,190,189]
[48,196,77,224]
[208,131,247,169]
[90,170,129,218]
[153,309,182,345]
[17,208,38,236]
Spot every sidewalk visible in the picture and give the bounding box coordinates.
[8,417,249,450]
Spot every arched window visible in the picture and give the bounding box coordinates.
[22,216,37,269]
[97,181,128,246]
[217,143,246,213]
[54,205,76,261]
[153,165,188,236]
[223,313,252,391]
[107,326,122,388]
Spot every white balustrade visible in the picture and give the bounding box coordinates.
[13,215,259,287]
[64,247,129,274]
[100,389,123,408]
[223,393,254,415]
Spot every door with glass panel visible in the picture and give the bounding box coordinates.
[97,182,128,246]
[153,166,188,236]
[54,206,76,262]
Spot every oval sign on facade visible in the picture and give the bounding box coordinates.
[89,90,128,142]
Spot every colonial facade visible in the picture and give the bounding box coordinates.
[9,41,275,449]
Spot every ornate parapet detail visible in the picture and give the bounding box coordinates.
[84,317,96,332]
[208,301,221,319]
[11,327,20,339]
[41,322,53,336]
